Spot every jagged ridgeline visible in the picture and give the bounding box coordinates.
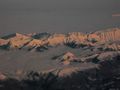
[0,28,120,51]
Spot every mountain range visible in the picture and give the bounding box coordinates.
[0,28,120,51]
[0,28,120,79]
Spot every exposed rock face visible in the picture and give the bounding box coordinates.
[0,39,8,46]
[65,32,87,43]
[0,28,120,51]
[47,34,65,46]
[0,33,32,49]
[62,52,78,64]
[53,52,79,65]
[81,51,120,63]
[9,33,31,48]
[26,39,43,47]
[81,54,99,62]
[94,28,120,42]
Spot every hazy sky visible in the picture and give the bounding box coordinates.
[0,0,120,35]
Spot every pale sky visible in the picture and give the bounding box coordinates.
[0,0,120,36]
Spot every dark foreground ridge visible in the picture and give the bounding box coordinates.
[0,55,120,90]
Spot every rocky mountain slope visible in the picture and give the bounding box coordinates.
[0,28,120,51]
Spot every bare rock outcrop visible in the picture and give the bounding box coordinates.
[47,33,65,46]
[0,39,8,46]
[54,52,79,65]
[0,28,120,51]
